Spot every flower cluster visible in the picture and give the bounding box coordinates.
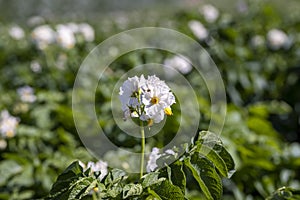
[0,110,19,138]
[188,20,209,41]
[267,28,290,50]
[9,25,25,40]
[17,86,36,103]
[164,55,192,75]
[31,22,95,49]
[119,75,176,125]
[79,160,108,181]
[146,147,176,172]
[200,4,220,23]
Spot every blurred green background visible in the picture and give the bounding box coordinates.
[0,0,300,199]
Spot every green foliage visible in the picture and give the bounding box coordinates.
[48,131,235,199]
[184,155,222,200]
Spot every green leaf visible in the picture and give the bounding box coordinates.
[196,131,220,145]
[169,161,186,195]
[8,164,34,187]
[49,161,84,198]
[159,161,186,194]
[150,179,185,200]
[195,131,235,177]
[212,144,235,175]
[184,153,222,200]
[142,172,165,188]
[105,168,127,185]
[0,160,22,186]
[123,183,143,199]
[14,190,34,200]
[146,188,162,200]
[78,179,99,199]
[197,145,228,178]
[106,185,122,198]
[68,177,94,199]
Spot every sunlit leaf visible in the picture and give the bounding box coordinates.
[123,183,143,198]
[184,154,222,200]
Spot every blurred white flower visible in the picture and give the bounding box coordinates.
[146,147,161,172]
[289,143,300,157]
[250,35,265,48]
[17,86,36,103]
[9,25,25,40]
[188,20,208,41]
[31,25,56,49]
[200,4,219,23]
[30,60,42,73]
[78,23,95,42]
[164,55,192,74]
[0,110,19,138]
[86,160,108,181]
[66,22,80,33]
[56,25,76,49]
[267,29,290,50]
[64,22,95,42]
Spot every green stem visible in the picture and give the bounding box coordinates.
[140,121,145,178]
[92,191,97,200]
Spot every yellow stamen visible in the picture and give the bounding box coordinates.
[164,107,173,116]
[151,96,159,104]
[147,119,154,127]
[93,187,99,192]
[6,130,15,138]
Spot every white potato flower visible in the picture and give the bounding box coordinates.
[78,23,95,42]
[119,75,175,125]
[56,24,76,49]
[17,86,36,103]
[146,148,177,172]
[66,22,80,33]
[9,25,25,40]
[188,20,208,41]
[164,55,192,75]
[119,75,145,113]
[0,110,19,138]
[267,29,290,50]
[30,60,42,73]
[31,25,56,49]
[201,4,219,23]
[86,160,108,181]
[141,76,175,123]
[146,147,161,172]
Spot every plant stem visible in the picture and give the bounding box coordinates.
[92,192,97,200]
[140,121,145,178]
